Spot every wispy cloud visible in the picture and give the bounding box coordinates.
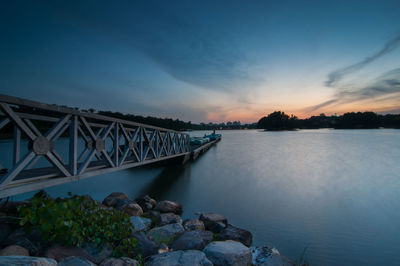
[308,68,400,112]
[325,34,400,87]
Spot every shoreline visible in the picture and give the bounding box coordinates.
[0,192,299,266]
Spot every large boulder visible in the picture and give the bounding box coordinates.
[0,245,29,256]
[0,223,12,245]
[114,199,134,210]
[0,256,57,265]
[82,243,113,264]
[155,200,183,215]
[199,213,227,233]
[147,223,185,246]
[171,230,213,251]
[130,216,152,232]
[251,246,294,266]
[57,256,96,266]
[218,224,253,247]
[102,192,129,207]
[44,245,96,262]
[157,213,182,226]
[132,232,158,257]
[203,240,252,266]
[5,227,42,255]
[135,195,157,212]
[146,250,212,266]
[121,203,143,217]
[183,219,205,231]
[100,257,139,266]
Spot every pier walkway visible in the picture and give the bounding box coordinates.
[0,94,219,197]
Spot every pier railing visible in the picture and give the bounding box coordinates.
[0,94,190,197]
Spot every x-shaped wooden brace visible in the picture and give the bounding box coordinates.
[0,103,72,188]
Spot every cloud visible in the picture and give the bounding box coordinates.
[308,68,400,112]
[325,34,400,87]
[48,1,263,92]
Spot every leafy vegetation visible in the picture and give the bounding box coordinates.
[18,191,137,257]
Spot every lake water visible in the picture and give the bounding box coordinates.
[5,129,400,265]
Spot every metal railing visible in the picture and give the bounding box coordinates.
[0,94,190,197]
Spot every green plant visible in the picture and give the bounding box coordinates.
[18,192,137,256]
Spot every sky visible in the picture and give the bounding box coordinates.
[1,0,400,123]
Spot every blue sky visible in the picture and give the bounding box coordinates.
[1,0,400,122]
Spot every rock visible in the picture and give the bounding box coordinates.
[5,228,41,255]
[183,219,205,231]
[218,224,253,247]
[171,230,213,251]
[144,211,161,226]
[0,245,29,256]
[133,232,158,257]
[0,256,57,265]
[122,203,143,217]
[207,222,226,234]
[146,250,213,266]
[82,243,113,264]
[199,213,227,233]
[203,240,252,266]
[157,213,182,226]
[57,256,96,266]
[155,200,183,215]
[147,223,185,246]
[44,245,96,262]
[135,195,157,212]
[130,216,152,232]
[100,257,139,266]
[102,192,129,207]
[158,243,169,253]
[114,199,134,211]
[251,246,294,266]
[0,223,12,245]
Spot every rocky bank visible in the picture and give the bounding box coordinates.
[0,192,295,266]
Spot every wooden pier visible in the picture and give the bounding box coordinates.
[0,94,220,197]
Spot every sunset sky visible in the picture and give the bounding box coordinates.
[1,0,400,123]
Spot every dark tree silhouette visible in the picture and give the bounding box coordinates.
[257,111,298,130]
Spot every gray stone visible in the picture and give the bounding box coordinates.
[114,199,134,210]
[130,216,152,232]
[5,228,41,256]
[146,250,212,266]
[44,245,96,262]
[99,257,139,266]
[102,192,129,207]
[135,195,157,212]
[0,223,12,245]
[203,240,252,266]
[171,230,213,251]
[0,245,29,256]
[155,200,183,215]
[183,219,205,231]
[251,246,294,266]
[0,256,57,266]
[199,213,227,233]
[157,213,182,226]
[133,232,158,257]
[57,256,96,266]
[147,223,185,246]
[218,224,253,247]
[82,243,113,264]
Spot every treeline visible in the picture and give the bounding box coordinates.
[257,111,400,130]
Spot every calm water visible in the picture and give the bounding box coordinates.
[4,129,400,265]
